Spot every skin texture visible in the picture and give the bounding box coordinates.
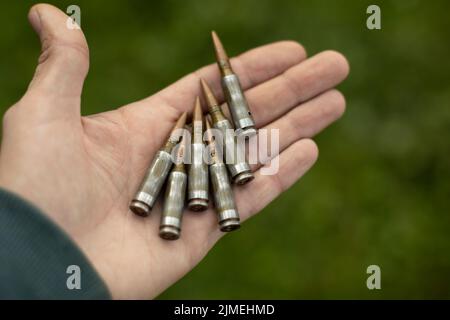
[0,4,349,299]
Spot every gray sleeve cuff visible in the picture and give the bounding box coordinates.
[0,188,111,299]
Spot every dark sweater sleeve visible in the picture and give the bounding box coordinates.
[0,188,111,299]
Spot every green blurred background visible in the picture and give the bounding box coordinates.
[1,0,449,299]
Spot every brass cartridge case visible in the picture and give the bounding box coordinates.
[187,97,209,211]
[205,119,240,232]
[212,31,256,137]
[130,112,187,216]
[160,131,188,240]
[159,169,187,240]
[200,78,254,185]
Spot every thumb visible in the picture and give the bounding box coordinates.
[26,4,89,103]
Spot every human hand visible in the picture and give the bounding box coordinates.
[0,4,349,299]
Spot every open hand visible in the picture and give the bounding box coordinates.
[0,4,349,299]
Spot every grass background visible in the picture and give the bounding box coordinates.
[0,0,449,299]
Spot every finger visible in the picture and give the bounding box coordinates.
[236,139,319,221]
[249,89,345,172]
[137,41,307,112]
[24,4,89,117]
[247,50,349,128]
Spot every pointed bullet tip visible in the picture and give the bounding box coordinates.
[211,31,222,47]
[205,117,212,138]
[199,78,211,94]
[205,117,212,130]
[199,78,217,107]
[175,112,187,129]
[211,30,231,75]
[167,112,188,147]
[193,96,202,121]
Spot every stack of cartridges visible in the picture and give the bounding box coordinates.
[130,32,256,240]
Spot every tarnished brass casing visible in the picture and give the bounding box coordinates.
[130,112,187,216]
[205,118,240,232]
[160,131,188,240]
[200,78,254,185]
[188,97,209,211]
[212,31,256,137]
[159,169,187,240]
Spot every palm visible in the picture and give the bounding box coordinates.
[0,4,348,299]
[77,104,223,299]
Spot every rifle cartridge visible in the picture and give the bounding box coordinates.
[205,119,240,232]
[130,112,187,216]
[159,131,188,240]
[212,31,256,137]
[200,78,254,185]
[187,97,209,211]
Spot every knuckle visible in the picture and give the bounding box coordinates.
[39,33,90,75]
[52,43,90,72]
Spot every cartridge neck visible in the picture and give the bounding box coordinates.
[173,146,186,172]
[193,120,203,144]
[162,125,187,153]
[162,139,177,153]
[209,105,227,124]
[173,162,185,173]
[173,132,187,172]
[207,141,220,165]
[162,112,187,153]
[218,59,233,77]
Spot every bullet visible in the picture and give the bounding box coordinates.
[187,97,209,211]
[159,131,188,240]
[200,78,254,185]
[205,119,240,232]
[212,31,257,137]
[130,112,187,217]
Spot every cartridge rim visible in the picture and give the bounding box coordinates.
[129,200,151,217]
[220,219,241,232]
[133,191,157,210]
[233,171,254,185]
[236,127,257,138]
[159,226,181,240]
[188,199,209,212]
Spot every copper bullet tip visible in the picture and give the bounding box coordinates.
[205,116,212,132]
[173,112,187,132]
[193,96,203,122]
[165,112,187,150]
[200,78,219,108]
[211,30,229,62]
[205,118,214,147]
[211,31,233,76]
